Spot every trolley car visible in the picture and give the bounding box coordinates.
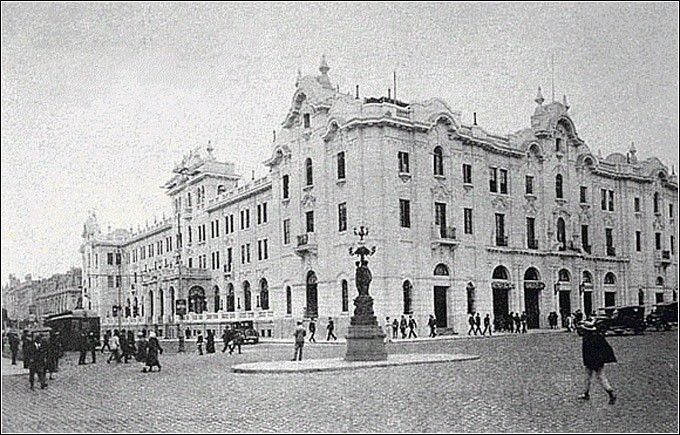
[43,309,100,351]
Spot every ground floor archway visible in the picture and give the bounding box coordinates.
[433,286,448,328]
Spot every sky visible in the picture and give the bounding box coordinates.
[1,2,678,284]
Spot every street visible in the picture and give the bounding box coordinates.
[1,331,677,433]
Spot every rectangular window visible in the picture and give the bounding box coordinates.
[581,225,590,253]
[225,216,230,234]
[580,186,588,204]
[398,151,410,174]
[282,175,290,199]
[211,221,215,238]
[338,202,347,232]
[400,199,411,228]
[636,231,642,252]
[608,190,615,211]
[262,202,267,223]
[526,217,537,249]
[283,219,291,245]
[670,204,674,219]
[464,208,473,234]
[257,204,262,225]
[258,240,262,261]
[246,244,251,263]
[463,164,472,184]
[303,113,310,128]
[246,209,250,228]
[655,232,662,250]
[601,189,607,211]
[337,151,346,180]
[216,251,220,269]
[107,253,114,265]
[499,169,508,194]
[263,239,268,260]
[634,197,640,212]
[671,236,675,255]
[230,215,234,233]
[115,275,121,288]
[555,137,562,152]
[107,276,114,288]
[240,210,244,230]
[306,211,315,233]
[434,202,446,237]
[489,168,498,193]
[525,176,534,195]
[227,247,232,272]
[241,245,245,264]
[115,253,121,265]
[606,228,614,255]
[495,214,506,246]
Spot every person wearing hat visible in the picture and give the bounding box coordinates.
[326,317,337,341]
[144,331,163,372]
[292,321,306,361]
[7,330,20,365]
[27,334,48,390]
[576,319,617,404]
[88,332,98,364]
[136,331,148,363]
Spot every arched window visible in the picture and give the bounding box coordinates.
[555,174,564,199]
[341,280,349,312]
[466,282,476,315]
[226,283,235,312]
[286,286,292,315]
[243,281,252,311]
[656,276,664,287]
[149,290,154,318]
[582,271,593,284]
[604,272,616,285]
[305,158,313,186]
[556,218,566,248]
[213,285,220,312]
[282,175,290,199]
[524,267,540,281]
[433,146,444,176]
[159,289,164,317]
[558,269,571,282]
[492,265,509,280]
[306,271,318,318]
[189,286,206,314]
[434,263,450,276]
[260,279,269,311]
[403,280,413,314]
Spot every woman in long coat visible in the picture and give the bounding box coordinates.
[206,330,215,354]
[136,331,148,363]
[577,319,617,404]
[144,332,163,373]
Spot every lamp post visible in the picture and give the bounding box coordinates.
[175,211,185,353]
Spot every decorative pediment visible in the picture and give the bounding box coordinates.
[523,196,538,215]
[652,216,665,231]
[603,214,615,228]
[578,210,591,224]
[301,193,316,209]
[491,196,510,211]
[264,144,292,168]
[552,206,571,219]
[431,183,453,201]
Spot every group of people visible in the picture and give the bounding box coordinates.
[5,329,64,390]
[194,328,245,356]
[383,315,419,341]
[306,317,338,342]
[99,329,163,372]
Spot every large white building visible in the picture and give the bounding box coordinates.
[81,57,679,339]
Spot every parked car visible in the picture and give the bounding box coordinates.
[646,302,678,331]
[241,327,260,344]
[593,305,646,335]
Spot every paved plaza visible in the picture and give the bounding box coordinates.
[1,331,677,433]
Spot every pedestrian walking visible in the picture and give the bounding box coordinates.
[46,332,60,380]
[566,314,575,332]
[407,315,418,339]
[78,330,88,365]
[577,319,617,404]
[100,330,111,353]
[136,331,148,363]
[428,315,437,338]
[520,312,528,334]
[483,314,492,336]
[308,318,317,343]
[127,330,137,361]
[120,329,131,363]
[392,318,399,339]
[88,332,98,363]
[385,317,392,342]
[144,332,163,372]
[400,316,407,339]
[196,332,204,355]
[206,330,216,354]
[474,313,482,335]
[514,313,521,333]
[326,317,337,341]
[468,314,476,335]
[292,321,306,361]
[8,330,20,365]
[106,330,121,364]
[221,328,233,353]
[229,330,243,355]
[27,334,48,390]
[21,330,31,369]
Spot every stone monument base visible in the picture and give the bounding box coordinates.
[345,325,388,361]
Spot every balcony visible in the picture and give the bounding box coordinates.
[431,224,459,247]
[606,246,616,257]
[655,250,672,266]
[294,233,318,256]
[496,235,508,247]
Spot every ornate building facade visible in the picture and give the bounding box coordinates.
[81,57,679,339]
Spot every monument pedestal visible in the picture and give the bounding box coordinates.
[345,294,387,362]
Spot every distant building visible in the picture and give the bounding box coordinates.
[2,274,38,326]
[34,268,82,321]
[82,57,679,339]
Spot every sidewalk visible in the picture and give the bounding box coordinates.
[259,327,566,345]
[1,357,27,377]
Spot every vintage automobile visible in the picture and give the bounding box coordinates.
[593,305,646,335]
[646,302,678,331]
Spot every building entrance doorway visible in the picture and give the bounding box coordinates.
[306,271,318,318]
[583,291,593,316]
[492,288,509,321]
[559,291,571,327]
[433,286,448,328]
[524,289,540,329]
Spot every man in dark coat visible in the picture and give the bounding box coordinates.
[577,320,617,404]
[514,313,522,333]
[206,330,216,354]
[100,330,111,353]
[46,332,60,379]
[144,332,163,372]
[229,330,243,355]
[8,331,20,365]
[308,318,316,343]
[407,315,418,339]
[468,314,476,335]
[88,332,98,363]
[391,318,399,339]
[120,329,130,363]
[474,313,482,335]
[482,314,492,336]
[126,330,136,361]
[27,334,48,390]
[78,331,88,365]
[326,317,337,341]
[221,328,233,353]
[428,315,437,338]
[136,331,148,363]
[21,330,31,369]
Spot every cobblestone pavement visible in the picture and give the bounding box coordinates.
[2,331,677,433]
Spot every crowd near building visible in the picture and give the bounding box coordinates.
[17,56,674,339]
[2,268,82,328]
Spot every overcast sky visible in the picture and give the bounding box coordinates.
[1,2,678,284]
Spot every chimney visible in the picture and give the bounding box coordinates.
[355,85,359,100]
[473,112,477,126]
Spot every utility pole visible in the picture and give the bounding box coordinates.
[176,211,185,353]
